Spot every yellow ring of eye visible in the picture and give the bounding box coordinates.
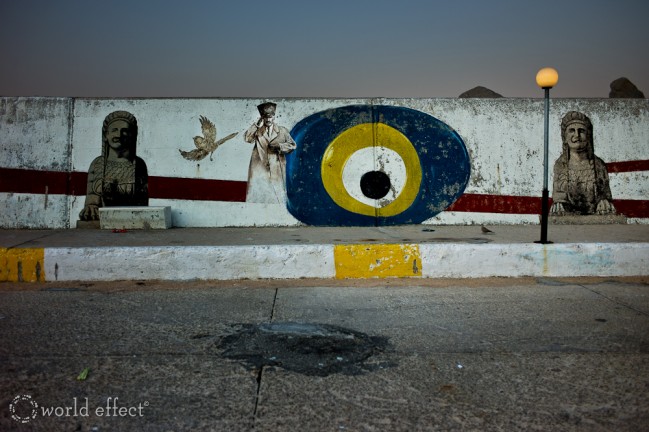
[321,122,422,217]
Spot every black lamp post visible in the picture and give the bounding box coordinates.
[535,67,558,244]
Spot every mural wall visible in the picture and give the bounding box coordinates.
[1,97,648,228]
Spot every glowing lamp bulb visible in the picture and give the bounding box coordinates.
[536,67,559,89]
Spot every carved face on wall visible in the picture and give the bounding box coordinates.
[105,119,134,151]
[564,120,589,153]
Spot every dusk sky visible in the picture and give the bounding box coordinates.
[1,0,647,98]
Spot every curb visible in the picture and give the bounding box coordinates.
[2,242,646,282]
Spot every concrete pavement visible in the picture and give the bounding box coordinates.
[0,277,648,431]
[1,224,648,282]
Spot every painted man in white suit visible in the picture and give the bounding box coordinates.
[244,102,296,204]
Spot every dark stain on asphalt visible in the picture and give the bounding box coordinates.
[214,322,394,376]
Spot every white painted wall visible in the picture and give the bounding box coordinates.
[0,97,72,228]
[1,97,647,228]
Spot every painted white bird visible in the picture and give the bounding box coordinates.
[179,116,238,161]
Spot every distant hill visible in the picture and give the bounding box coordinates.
[459,86,503,98]
[609,77,645,98]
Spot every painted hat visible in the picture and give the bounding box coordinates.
[257,102,277,118]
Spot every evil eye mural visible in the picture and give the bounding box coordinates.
[286,105,470,226]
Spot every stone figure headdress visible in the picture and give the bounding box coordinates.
[560,111,594,161]
[101,110,138,160]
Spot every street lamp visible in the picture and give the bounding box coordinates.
[535,67,558,244]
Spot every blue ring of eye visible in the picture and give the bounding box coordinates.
[286,105,471,226]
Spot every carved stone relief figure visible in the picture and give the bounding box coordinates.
[550,111,615,216]
[79,111,148,221]
[244,102,296,204]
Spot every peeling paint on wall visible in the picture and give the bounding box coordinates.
[1,97,647,228]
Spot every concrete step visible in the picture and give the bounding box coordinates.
[1,225,648,282]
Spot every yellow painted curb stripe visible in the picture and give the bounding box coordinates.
[0,248,45,282]
[334,244,422,279]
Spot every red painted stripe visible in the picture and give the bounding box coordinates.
[0,167,247,202]
[148,176,246,202]
[449,192,649,218]
[2,167,648,217]
[607,159,649,173]
[447,193,542,214]
[0,167,76,195]
[612,199,649,219]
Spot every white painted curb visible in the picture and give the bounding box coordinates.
[43,242,648,281]
[45,245,336,282]
[419,243,649,278]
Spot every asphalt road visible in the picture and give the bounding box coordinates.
[1,277,648,431]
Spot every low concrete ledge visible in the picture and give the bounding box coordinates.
[99,206,172,230]
[41,241,649,282]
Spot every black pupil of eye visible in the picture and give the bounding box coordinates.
[360,171,391,199]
